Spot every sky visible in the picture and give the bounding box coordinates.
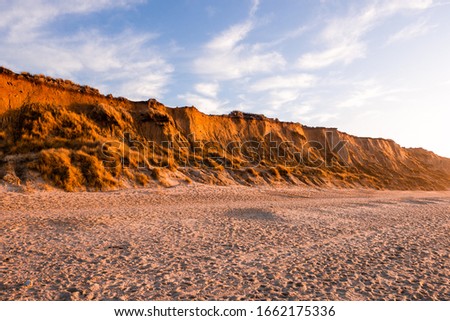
[1,0,449,157]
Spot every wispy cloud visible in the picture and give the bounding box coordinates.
[205,21,253,52]
[336,79,410,109]
[297,0,434,70]
[386,19,436,45]
[193,0,285,80]
[298,43,366,70]
[250,74,317,92]
[302,112,338,124]
[193,25,285,79]
[337,85,384,109]
[0,0,172,100]
[265,90,302,109]
[177,92,227,114]
[194,82,219,98]
[259,25,310,49]
[1,30,172,100]
[249,0,260,17]
[178,82,224,113]
[0,0,143,41]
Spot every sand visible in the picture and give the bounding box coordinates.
[1,185,449,301]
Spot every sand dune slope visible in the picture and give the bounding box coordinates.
[1,67,450,191]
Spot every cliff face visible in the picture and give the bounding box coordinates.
[1,67,449,191]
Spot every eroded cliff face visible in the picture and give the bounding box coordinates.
[1,67,449,191]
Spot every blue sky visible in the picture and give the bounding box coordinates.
[1,0,449,157]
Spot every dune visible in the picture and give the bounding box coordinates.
[1,66,449,191]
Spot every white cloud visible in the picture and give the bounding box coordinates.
[193,2,285,80]
[337,85,384,109]
[259,25,310,49]
[206,21,253,52]
[195,82,219,98]
[302,113,338,123]
[0,29,172,100]
[384,0,433,11]
[265,90,301,109]
[194,24,285,79]
[336,80,410,109]
[0,0,143,41]
[297,0,434,70]
[250,74,317,91]
[241,75,319,115]
[119,72,172,101]
[297,43,366,70]
[179,82,223,113]
[386,19,436,45]
[177,93,226,114]
[249,0,260,17]
[293,105,313,116]
[0,0,172,101]
[319,0,433,45]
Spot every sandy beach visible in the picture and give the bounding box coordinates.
[1,185,449,301]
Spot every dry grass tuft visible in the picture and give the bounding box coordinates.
[151,167,172,187]
[32,148,83,191]
[268,167,281,180]
[204,158,224,171]
[87,103,133,130]
[135,172,150,186]
[71,150,118,190]
[29,148,120,191]
[276,164,290,176]
[246,167,259,177]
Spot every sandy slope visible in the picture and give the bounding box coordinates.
[1,185,449,301]
[3,67,450,191]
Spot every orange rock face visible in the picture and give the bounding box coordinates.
[1,67,449,190]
